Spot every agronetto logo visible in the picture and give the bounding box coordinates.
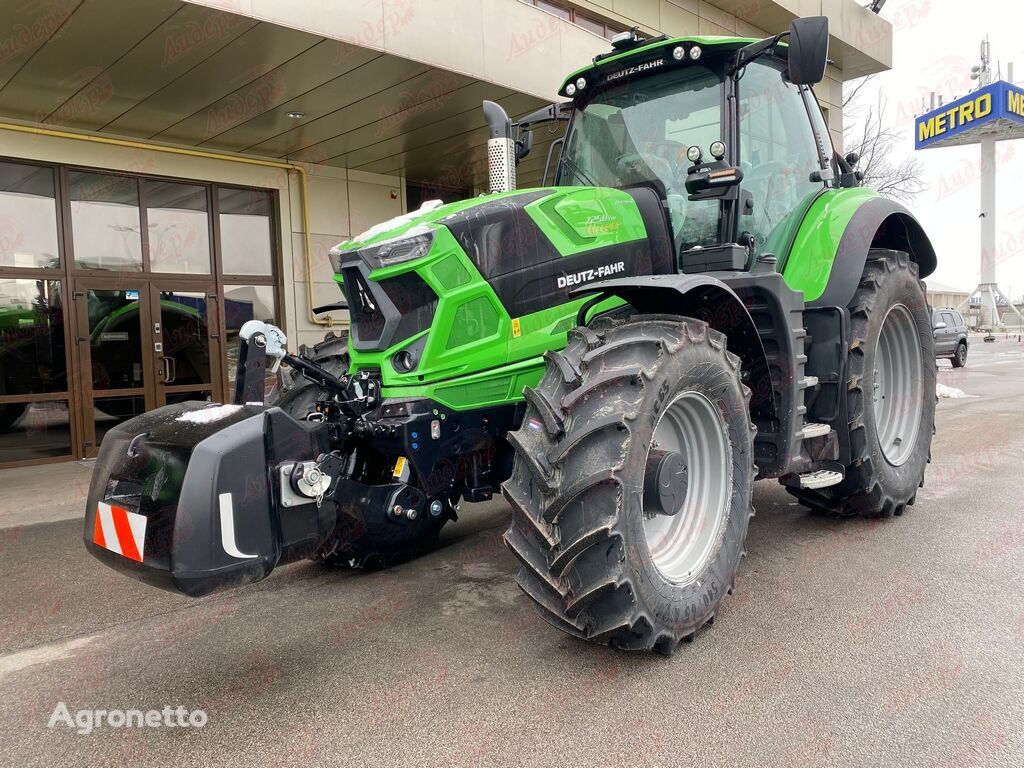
[47,702,208,735]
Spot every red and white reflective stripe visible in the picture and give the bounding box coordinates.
[94,502,146,563]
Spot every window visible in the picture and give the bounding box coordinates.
[0,278,65,395]
[0,162,60,269]
[146,180,212,274]
[524,0,626,40]
[738,61,826,257]
[223,284,277,396]
[559,66,724,252]
[0,158,281,466]
[218,187,274,276]
[0,278,71,462]
[68,171,143,272]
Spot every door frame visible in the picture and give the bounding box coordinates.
[147,280,224,408]
[0,156,283,467]
[71,277,157,458]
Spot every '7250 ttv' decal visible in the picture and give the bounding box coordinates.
[557,260,626,288]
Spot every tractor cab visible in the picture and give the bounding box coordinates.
[543,18,836,271]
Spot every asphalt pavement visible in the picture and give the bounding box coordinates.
[1,337,1022,767]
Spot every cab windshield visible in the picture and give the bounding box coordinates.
[556,65,724,252]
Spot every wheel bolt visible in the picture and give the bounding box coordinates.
[406,508,418,520]
[429,500,443,517]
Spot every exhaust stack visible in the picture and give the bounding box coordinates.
[482,100,516,193]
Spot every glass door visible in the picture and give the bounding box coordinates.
[72,281,155,457]
[149,284,222,407]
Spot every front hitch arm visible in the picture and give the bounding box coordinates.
[234,321,348,405]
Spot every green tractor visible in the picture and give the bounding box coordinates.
[84,17,936,654]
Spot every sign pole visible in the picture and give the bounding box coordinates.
[979,136,997,329]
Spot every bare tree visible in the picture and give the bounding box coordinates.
[843,78,928,204]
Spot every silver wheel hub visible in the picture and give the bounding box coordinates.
[642,391,731,585]
[874,303,923,466]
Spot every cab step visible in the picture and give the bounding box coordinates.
[799,422,831,439]
[793,469,844,489]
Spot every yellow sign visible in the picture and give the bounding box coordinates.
[392,455,407,480]
[1009,90,1024,117]
[511,318,521,337]
[917,93,991,143]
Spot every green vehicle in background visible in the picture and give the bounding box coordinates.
[0,288,209,428]
[85,17,937,655]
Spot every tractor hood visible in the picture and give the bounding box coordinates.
[333,189,555,255]
[331,185,673,383]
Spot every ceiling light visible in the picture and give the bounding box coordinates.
[286,111,305,119]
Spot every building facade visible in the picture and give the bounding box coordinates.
[0,0,893,466]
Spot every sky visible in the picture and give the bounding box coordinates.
[850,0,1024,300]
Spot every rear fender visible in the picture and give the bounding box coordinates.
[785,190,937,308]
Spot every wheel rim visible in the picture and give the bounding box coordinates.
[642,391,731,585]
[874,303,923,466]
[958,344,966,365]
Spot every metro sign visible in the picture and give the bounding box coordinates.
[915,80,1024,150]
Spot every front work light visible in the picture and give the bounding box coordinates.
[689,45,702,60]
[363,231,435,270]
[686,145,703,164]
[576,77,587,90]
[709,141,727,159]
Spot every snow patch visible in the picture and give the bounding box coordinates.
[176,404,243,424]
[937,383,977,399]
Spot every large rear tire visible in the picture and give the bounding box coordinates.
[273,331,448,568]
[789,249,935,517]
[502,316,755,654]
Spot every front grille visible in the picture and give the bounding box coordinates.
[343,268,386,345]
[343,266,437,351]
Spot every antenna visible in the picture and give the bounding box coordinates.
[971,36,993,89]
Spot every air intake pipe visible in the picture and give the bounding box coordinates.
[483,100,516,193]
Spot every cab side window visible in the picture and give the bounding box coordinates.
[738,60,825,256]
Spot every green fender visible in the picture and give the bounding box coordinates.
[782,187,937,307]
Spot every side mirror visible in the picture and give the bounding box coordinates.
[787,16,829,85]
[515,128,534,164]
[933,321,947,330]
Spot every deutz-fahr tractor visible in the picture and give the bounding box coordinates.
[84,17,937,654]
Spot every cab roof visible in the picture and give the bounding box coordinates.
[557,35,757,98]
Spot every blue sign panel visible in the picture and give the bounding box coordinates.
[914,80,1024,150]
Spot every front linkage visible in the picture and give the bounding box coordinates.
[83,321,513,596]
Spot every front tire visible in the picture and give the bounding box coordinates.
[790,249,935,518]
[502,316,755,654]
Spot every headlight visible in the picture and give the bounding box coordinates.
[362,230,435,270]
